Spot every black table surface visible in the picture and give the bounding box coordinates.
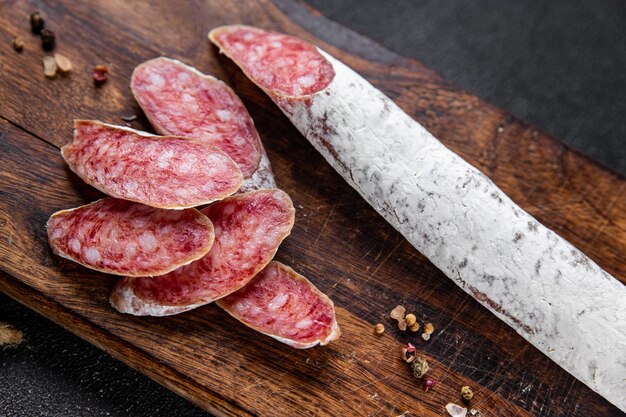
[1,1,624,416]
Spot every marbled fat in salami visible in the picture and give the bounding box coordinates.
[210,25,626,409]
[218,261,340,349]
[110,189,295,315]
[62,120,242,209]
[131,57,274,190]
[209,26,334,97]
[47,198,214,277]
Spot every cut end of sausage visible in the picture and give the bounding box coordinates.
[130,58,263,177]
[217,261,341,349]
[64,120,243,209]
[209,25,335,98]
[47,198,214,277]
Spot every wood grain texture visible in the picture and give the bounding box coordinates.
[0,0,624,416]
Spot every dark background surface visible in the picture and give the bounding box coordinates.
[2,1,624,416]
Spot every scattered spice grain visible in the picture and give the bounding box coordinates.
[400,342,416,363]
[405,313,416,327]
[421,332,431,341]
[410,356,429,378]
[30,11,45,34]
[43,56,57,78]
[409,323,420,332]
[12,37,24,52]
[374,323,385,334]
[40,28,55,50]
[0,322,23,346]
[93,65,109,86]
[461,386,474,401]
[54,53,72,75]
[422,377,436,392]
[445,403,467,417]
[424,322,435,334]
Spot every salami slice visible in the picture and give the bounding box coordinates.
[210,25,626,410]
[217,261,340,349]
[131,57,275,190]
[47,198,214,277]
[110,189,295,315]
[62,120,242,209]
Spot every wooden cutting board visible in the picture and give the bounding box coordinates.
[1,1,624,416]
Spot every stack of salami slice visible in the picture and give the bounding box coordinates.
[47,57,340,349]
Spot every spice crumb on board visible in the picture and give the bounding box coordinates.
[405,313,416,327]
[445,403,467,417]
[43,56,57,78]
[409,322,420,332]
[461,385,474,401]
[93,65,109,86]
[401,342,417,362]
[40,28,55,51]
[410,357,429,378]
[424,322,435,334]
[422,377,436,392]
[421,332,431,341]
[390,305,406,320]
[373,323,385,334]
[390,305,407,330]
[0,322,23,346]
[30,11,45,34]
[12,37,24,52]
[54,53,72,75]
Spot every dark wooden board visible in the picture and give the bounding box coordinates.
[0,0,624,416]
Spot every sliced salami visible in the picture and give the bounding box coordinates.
[110,189,295,315]
[210,25,626,410]
[47,198,214,277]
[217,261,340,349]
[62,120,242,209]
[131,57,275,190]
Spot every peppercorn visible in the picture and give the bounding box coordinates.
[410,356,429,378]
[401,342,416,363]
[422,377,436,392]
[373,323,385,334]
[30,11,45,34]
[461,385,474,401]
[12,37,24,52]
[93,65,109,86]
[40,28,55,51]
[405,313,416,327]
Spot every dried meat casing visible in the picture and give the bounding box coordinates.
[110,189,295,315]
[217,261,340,349]
[62,120,242,209]
[210,25,626,410]
[131,57,274,190]
[47,198,214,277]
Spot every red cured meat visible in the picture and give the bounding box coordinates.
[209,25,335,98]
[111,189,295,313]
[131,57,262,177]
[62,120,242,209]
[217,261,341,349]
[47,198,214,277]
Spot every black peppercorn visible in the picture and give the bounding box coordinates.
[30,11,45,34]
[40,28,55,51]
